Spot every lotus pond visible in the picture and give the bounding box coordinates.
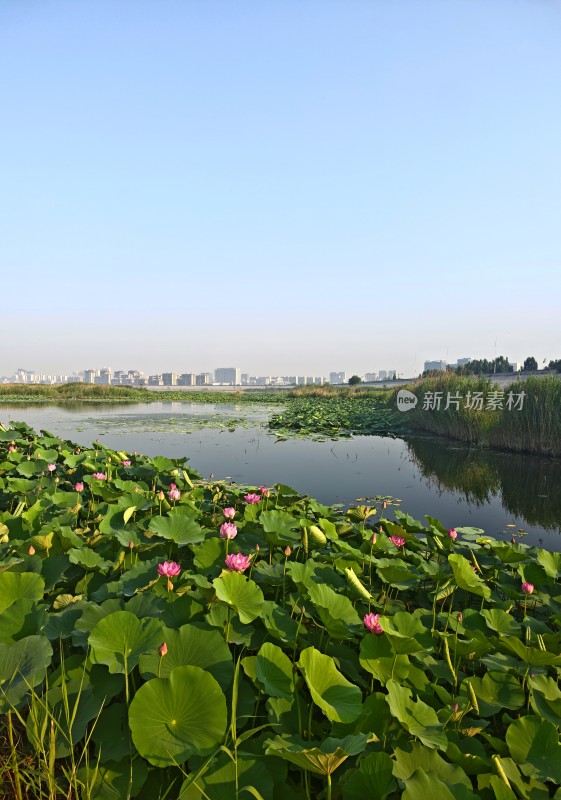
[2,422,561,798]
[1,402,559,549]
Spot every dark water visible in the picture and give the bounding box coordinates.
[2,402,560,550]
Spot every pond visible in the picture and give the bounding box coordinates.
[2,401,560,550]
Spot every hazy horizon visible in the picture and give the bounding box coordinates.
[1,0,560,377]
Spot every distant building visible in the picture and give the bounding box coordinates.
[329,371,346,385]
[196,373,210,386]
[457,358,471,367]
[378,371,387,380]
[424,360,447,372]
[364,372,378,382]
[162,373,178,386]
[215,368,241,385]
[149,374,163,386]
[83,369,96,384]
[179,373,196,386]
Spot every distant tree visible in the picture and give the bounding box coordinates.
[348,375,362,386]
[523,357,538,371]
[548,359,561,373]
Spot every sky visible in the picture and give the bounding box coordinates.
[1,0,560,378]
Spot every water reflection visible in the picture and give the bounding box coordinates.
[405,435,561,532]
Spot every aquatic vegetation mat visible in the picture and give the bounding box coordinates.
[1,421,561,798]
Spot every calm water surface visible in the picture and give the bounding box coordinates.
[2,402,560,550]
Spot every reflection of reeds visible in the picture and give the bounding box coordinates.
[405,434,561,530]
[392,374,561,457]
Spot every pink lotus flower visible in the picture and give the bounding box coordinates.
[259,486,270,497]
[225,553,251,572]
[92,472,106,480]
[157,561,181,578]
[244,493,261,505]
[219,522,237,540]
[8,445,16,452]
[223,507,236,519]
[390,535,406,548]
[168,487,181,502]
[448,528,458,540]
[47,463,56,472]
[75,482,84,492]
[522,582,534,595]
[364,612,383,634]
[121,459,131,467]
[159,642,168,657]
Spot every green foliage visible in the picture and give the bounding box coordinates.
[0,422,560,797]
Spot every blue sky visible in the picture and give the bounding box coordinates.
[1,0,560,377]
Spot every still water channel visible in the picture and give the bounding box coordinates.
[2,402,560,550]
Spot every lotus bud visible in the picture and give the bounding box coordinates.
[255,543,260,552]
[284,546,291,557]
[107,456,112,463]
[159,642,167,657]
[158,490,165,501]
[28,545,35,555]
[382,500,387,509]
[457,611,463,623]
[129,541,134,549]
[370,532,377,545]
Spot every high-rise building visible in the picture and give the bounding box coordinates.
[179,373,196,386]
[215,368,241,385]
[424,360,447,372]
[162,373,178,386]
[329,371,346,385]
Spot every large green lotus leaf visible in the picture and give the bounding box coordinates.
[460,672,524,717]
[375,561,419,590]
[68,547,112,572]
[0,571,45,613]
[378,612,431,655]
[481,609,521,636]
[385,679,447,750]
[297,647,362,724]
[129,665,227,767]
[359,634,410,685]
[148,508,205,546]
[306,583,361,639]
[500,636,561,666]
[34,448,58,462]
[529,675,561,726]
[139,624,233,689]
[266,733,369,776]
[89,611,163,674]
[16,460,49,477]
[259,510,300,543]
[180,749,275,800]
[0,635,53,711]
[76,756,148,800]
[393,742,473,789]
[255,642,294,699]
[212,572,264,624]
[0,598,47,643]
[72,599,123,648]
[260,600,300,644]
[342,751,397,800]
[506,716,561,783]
[490,542,529,565]
[448,554,490,598]
[91,702,131,763]
[402,769,479,800]
[91,559,160,602]
[536,549,561,579]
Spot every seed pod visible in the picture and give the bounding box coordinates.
[344,568,371,601]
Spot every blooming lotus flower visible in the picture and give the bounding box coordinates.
[75,482,84,492]
[223,507,236,519]
[168,487,181,502]
[220,522,237,540]
[364,612,383,634]
[92,472,106,480]
[390,535,406,548]
[157,561,181,578]
[448,528,458,540]
[244,493,261,505]
[225,553,251,572]
[522,582,534,595]
[121,459,131,467]
[47,463,56,472]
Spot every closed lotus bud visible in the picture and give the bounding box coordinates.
[284,546,291,557]
[382,500,387,509]
[28,545,35,555]
[159,642,167,657]
[458,611,463,623]
[158,490,165,501]
[255,544,260,552]
[129,541,134,549]
[370,532,377,545]
[107,457,112,463]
